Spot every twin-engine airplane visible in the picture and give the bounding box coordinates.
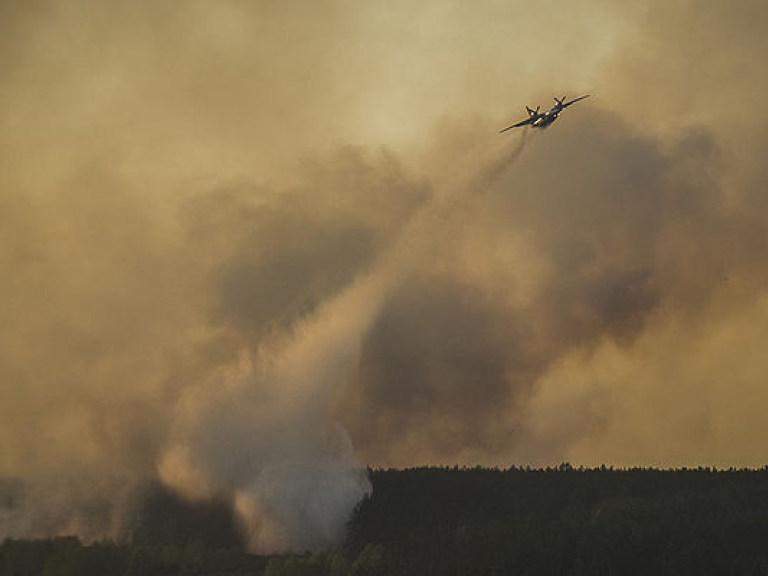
[499,94,589,133]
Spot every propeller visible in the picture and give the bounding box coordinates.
[526,104,540,116]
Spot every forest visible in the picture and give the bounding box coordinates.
[4,466,768,575]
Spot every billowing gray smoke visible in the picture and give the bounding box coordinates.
[0,129,526,551]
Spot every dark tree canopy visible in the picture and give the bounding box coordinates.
[3,466,768,575]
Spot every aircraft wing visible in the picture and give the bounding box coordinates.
[561,94,590,108]
[498,117,534,133]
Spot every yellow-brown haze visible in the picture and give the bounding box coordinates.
[2,0,768,551]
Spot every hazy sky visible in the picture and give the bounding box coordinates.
[2,0,768,551]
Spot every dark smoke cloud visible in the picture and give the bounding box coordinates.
[346,275,534,462]
[339,111,691,464]
[185,148,429,341]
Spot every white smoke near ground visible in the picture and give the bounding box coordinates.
[158,355,370,552]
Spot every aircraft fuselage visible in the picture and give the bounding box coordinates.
[531,111,559,128]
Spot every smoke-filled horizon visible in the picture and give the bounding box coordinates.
[2,0,768,552]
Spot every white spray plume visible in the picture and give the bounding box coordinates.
[158,133,528,552]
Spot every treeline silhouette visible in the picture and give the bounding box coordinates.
[3,466,768,575]
[346,465,768,575]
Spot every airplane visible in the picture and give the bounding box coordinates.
[499,94,590,133]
